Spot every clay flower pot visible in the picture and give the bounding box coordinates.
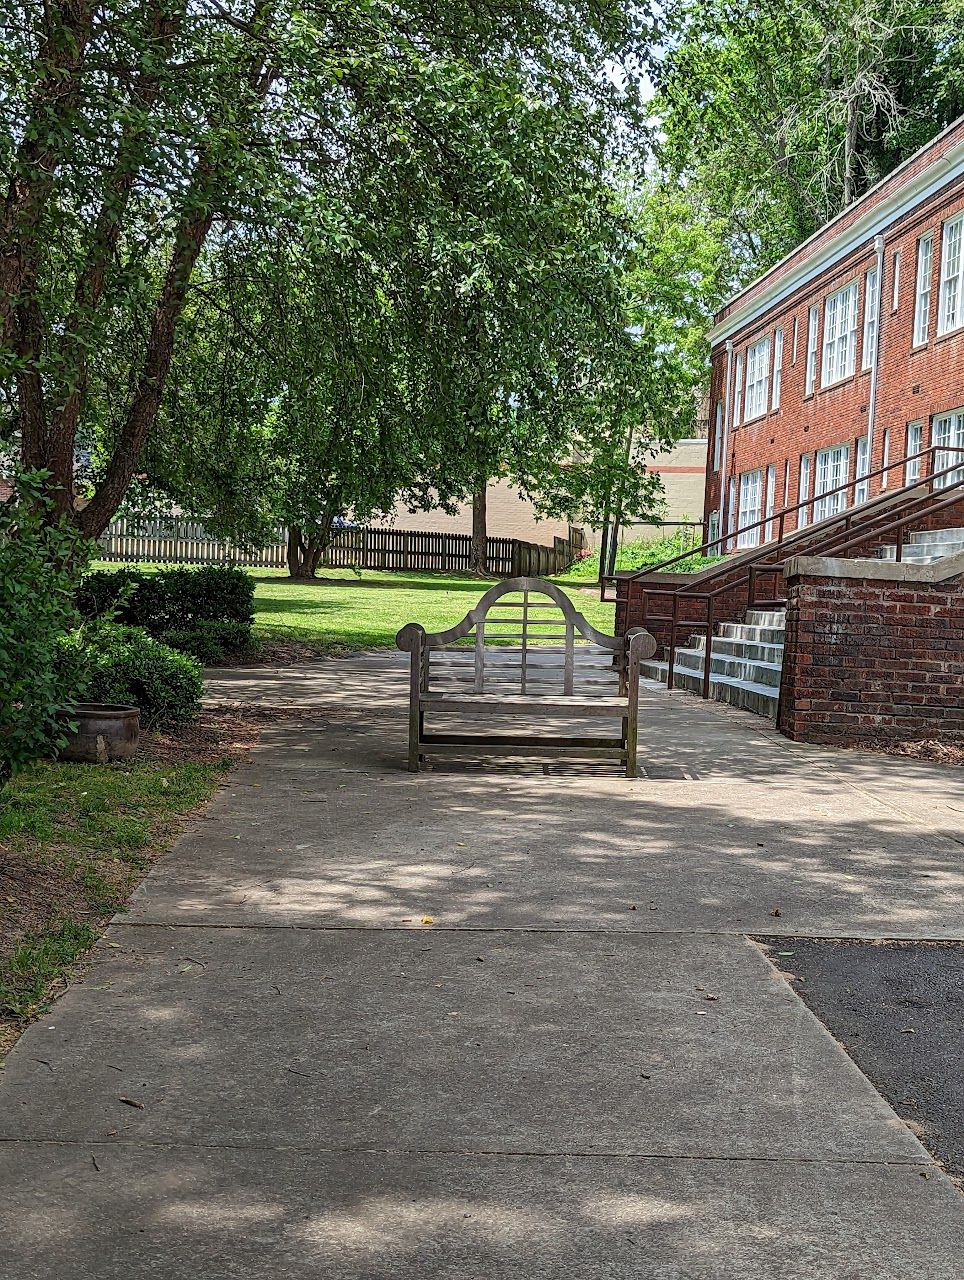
[58,704,141,764]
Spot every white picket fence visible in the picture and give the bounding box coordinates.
[100,519,288,568]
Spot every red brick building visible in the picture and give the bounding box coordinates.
[705,115,964,547]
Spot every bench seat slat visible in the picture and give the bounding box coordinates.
[421,693,628,715]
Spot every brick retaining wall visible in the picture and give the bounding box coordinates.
[778,557,964,746]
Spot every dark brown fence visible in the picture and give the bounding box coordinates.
[100,519,585,577]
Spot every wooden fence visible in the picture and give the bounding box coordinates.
[99,518,586,577]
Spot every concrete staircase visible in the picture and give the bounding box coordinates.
[639,525,964,720]
[640,609,786,719]
[875,526,964,564]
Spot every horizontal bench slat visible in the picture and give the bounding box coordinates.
[420,734,626,757]
[421,694,628,715]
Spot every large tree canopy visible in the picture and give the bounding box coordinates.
[1,0,652,542]
[651,0,964,273]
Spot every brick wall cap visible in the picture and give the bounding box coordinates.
[785,549,964,583]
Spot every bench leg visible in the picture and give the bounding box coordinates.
[625,639,642,779]
[407,650,422,772]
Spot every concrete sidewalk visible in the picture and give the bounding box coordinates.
[2,655,964,1277]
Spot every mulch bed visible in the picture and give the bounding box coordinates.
[871,739,964,767]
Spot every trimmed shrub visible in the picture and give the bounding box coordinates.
[63,624,203,729]
[0,471,93,789]
[77,565,254,657]
[159,620,251,665]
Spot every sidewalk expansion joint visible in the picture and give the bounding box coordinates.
[0,1136,934,1167]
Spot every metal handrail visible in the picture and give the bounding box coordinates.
[630,459,964,698]
[603,443,964,599]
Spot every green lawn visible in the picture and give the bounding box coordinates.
[0,756,227,1054]
[247,568,615,654]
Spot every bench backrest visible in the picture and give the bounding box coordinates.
[397,576,626,698]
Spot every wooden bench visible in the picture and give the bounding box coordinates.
[396,576,656,776]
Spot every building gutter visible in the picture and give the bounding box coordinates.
[865,234,885,488]
[718,341,734,538]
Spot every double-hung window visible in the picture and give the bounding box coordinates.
[906,421,923,484]
[861,267,879,370]
[737,469,763,548]
[713,400,723,471]
[744,337,771,421]
[913,234,933,346]
[938,215,964,335]
[798,453,812,527]
[726,477,737,549]
[805,306,819,394]
[765,464,777,541]
[822,283,858,385]
[771,329,784,409]
[933,409,964,489]
[812,444,850,522]
[733,352,744,426]
[854,435,870,504]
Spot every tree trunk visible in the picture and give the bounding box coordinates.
[14,0,278,538]
[842,96,857,210]
[286,507,338,579]
[286,527,324,578]
[470,479,488,575]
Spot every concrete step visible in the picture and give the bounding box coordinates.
[908,526,964,545]
[718,622,787,646]
[744,609,787,629]
[877,540,964,561]
[690,635,786,665]
[672,646,784,689]
[640,659,779,719]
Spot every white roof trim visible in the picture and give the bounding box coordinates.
[709,135,964,347]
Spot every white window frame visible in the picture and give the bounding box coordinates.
[737,469,763,548]
[805,306,819,395]
[726,476,737,549]
[772,328,783,409]
[707,509,721,549]
[733,352,744,426]
[791,316,798,365]
[812,444,850,522]
[764,464,777,541]
[713,400,723,471]
[821,282,858,386]
[913,234,933,347]
[744,336,771,421]
[854,435,870,504]
[906,421,923,484]
[798,453,812,527]
[861,266,879,371]
[933,409,964,489]
[938,215,964,335]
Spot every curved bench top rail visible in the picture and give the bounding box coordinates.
[396,577,621,652]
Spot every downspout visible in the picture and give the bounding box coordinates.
[866,233,885,491]
[718,340,734,543]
